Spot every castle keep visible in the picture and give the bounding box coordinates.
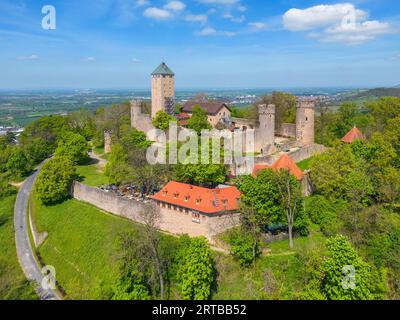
[151,62,175,118]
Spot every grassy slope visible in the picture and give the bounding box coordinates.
[0,195,37,300]
[214,226,326,300]
[32,188,327,299]
[31,195,141,299]
[76,163,108,187]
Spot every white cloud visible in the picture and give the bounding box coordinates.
[185,14,208,24]
[164,1,186,11]
[136,0,149,7]
[196,26,217,36]
[132,57,140,63]
[283,3,393,44]
[283,3,366,31]
[16,54,39,60]
[248,22,267,31]
[143,7,173,20]
[197,0,239,4]
[224,14,245,23]
[196,26,236,36]
[238,5,246,12]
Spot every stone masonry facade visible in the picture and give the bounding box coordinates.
[71,182,240,242]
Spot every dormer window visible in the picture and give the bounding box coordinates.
[162,190,168,197]
[196,198,202,205]
[222,199,228,206]
[184,195,190,202]
[173,192,179,199]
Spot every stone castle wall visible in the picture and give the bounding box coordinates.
[277,123,296,138]
[71,182,240,242]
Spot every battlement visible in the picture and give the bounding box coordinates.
[258,104,276,115]
[296,99,315,109]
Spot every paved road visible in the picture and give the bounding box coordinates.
[14,164,62,300]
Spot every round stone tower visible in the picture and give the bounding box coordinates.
[130,99,141,129]
[296,99,315,146]
[255,104,275,155]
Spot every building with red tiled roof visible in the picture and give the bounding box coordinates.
[181,100,232,127]
[151,181,241,215]
[341,126,365,143]
[252,154,304,180]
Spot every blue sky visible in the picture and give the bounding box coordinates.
[0,0,399,89]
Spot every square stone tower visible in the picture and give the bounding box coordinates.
[296,99,315,146]
[151,62,175,118]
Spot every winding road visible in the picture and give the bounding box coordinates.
[14,164,62,300]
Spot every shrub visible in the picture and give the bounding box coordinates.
[35,156,76,205]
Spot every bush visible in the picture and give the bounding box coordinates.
[228,231,260,267]
[305,195,342,236]
[35,156,76,205]
[0,175,17,198]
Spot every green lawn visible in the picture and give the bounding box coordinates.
[31,195,144,299]
[0,195,37,300]
[76,163,108,187]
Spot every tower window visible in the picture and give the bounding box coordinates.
[306,117,308,121]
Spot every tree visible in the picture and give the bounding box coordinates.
[35,156,76,205]
[366,97,400,132]
[259,92,296,128]
[334,102,359,138]
[321,235,384,300]
[274,169,304,249]
[113,232,151,300]
[174,162,227,188]
[305,195,342,236]
[22,137,52,166]
[139,205,166,300]
[0,174,17,198]
[67,109,96,140]
[176,237,214,300]
[104,144,132,186]
[152,111,176,131]
[6,147,30,178]
[19,115,69,151]
[227,226,260,267]
[187,106,212,134]
[236,169,282,226]
[120,129,151,151]
[95,103,130,140]
[54,131,90,164]
[310,143,373,203]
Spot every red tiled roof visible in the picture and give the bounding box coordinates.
[151,181,241,214]
[177,112,190,120]
[182,101,230,115]
[341,127,365,143]
[252,154,304,180]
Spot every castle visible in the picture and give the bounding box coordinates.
[105,62,320,176]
